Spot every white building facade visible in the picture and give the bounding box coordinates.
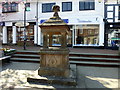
[0,0,105,47]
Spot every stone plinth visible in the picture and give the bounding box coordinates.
[27,64,77,87]
[38,47,70,77]
[27,5,77,87]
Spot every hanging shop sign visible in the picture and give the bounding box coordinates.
[15,22,29,27]
[5,22,12,26]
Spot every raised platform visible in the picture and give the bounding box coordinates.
[27,64,77,87]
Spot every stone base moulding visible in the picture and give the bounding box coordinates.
[27,64,77,87]
[38,67,70,78]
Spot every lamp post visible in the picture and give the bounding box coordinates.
[36,0,38,45]
[24,2,26,50]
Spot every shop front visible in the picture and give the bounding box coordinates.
[2,22,35,46]
[71,24,99,47]
[16,23,34,46]
[40,17,104,47]
[68,16,104,47]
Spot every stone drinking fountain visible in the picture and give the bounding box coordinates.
[27,5,76,87]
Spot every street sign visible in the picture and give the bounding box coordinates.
[111,38,120,40]
[26,7,30,11]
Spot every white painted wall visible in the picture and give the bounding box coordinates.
[0,0,105,24]
[38,0,104,26]
[1,2,37,22]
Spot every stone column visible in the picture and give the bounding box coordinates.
[3,26,7,44]
[43,33,48,48]
[61,32,67,48]
[12,26,17,44]
[49,34,52,47]
[34,25,37,44]
[38,27,41,45]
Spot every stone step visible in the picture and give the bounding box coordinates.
[12,54,40,58]
[10,58,40,63]
[16,50,39,53]
[70,52,119,56]
[10,51,120,67]
[10,57,120,67]
[15,51,120,58]
[69,56,120,63]
[15,50,39,55]
[11,54,120,63]
[70,52,120,58]
[69,61,120,67]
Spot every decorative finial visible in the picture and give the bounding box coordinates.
[52,5,60,17]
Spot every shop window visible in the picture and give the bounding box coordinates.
[51,31,72,46]
[7,27,12,43]
[88,30,92,35]
[62,2,72,12]
[2,2,18,13]
[17,28,24,41]
[47,25,72,46]
[17,25,34,41]
[42,3,56,13]
[67,25,73,46]
[93,38,97,44]
[52,35,61,46]
[79,0,95,11]
[95,29,98,34]
[76,25,84,44]
[27,25,34,41]
[75,24,99,45]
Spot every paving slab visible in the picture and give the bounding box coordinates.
[1,62,119,89]
[77,66,119,88]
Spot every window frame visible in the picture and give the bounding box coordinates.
[79,1,95,11]
[62,2,72,12]
[2,2,18,13]
[42,3,56,13]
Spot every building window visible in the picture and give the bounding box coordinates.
[62,2,72,12]
[2,2,18,13]
[79,0,95,11]
[42,3,55,13]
